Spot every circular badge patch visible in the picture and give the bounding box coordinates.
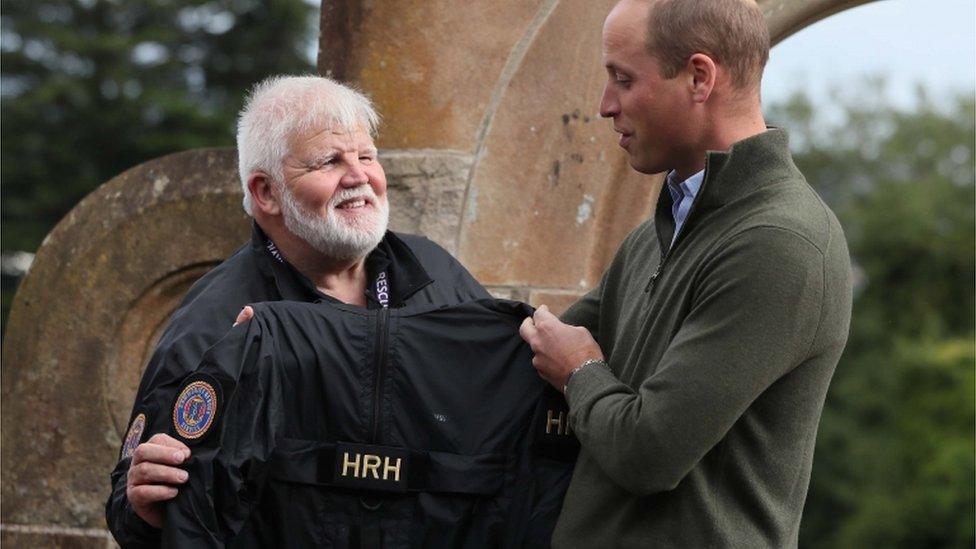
[173,381,218,440]
[121,413,146,460]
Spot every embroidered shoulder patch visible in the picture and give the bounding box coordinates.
[120,413,146,460]
[173,379,218,441]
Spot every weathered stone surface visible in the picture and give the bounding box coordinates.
[323,0,546,150]
[527,289,587,317]
[457,0,660,289]
[484,286,525,301]
[760,0,879,44]
[1,529,113,549]
[1,149,249,528]
[383,150,474,255]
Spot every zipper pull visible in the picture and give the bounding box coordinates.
[644,265,662,293]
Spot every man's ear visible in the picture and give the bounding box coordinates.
[687,53,717,103]
[247,172,281,216]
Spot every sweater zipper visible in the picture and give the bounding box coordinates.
[645,255,667,293]
[370,307,390,442]
[646,165,710,293]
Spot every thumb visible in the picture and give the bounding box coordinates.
[534,304,555,320]
[233,305,254,326]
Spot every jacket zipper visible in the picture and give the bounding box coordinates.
[370,307,391,442]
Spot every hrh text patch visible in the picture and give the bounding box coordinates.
[333,442,409,493]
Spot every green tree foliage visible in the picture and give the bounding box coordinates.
[1,0,316,253]
[0,0,316,327]
[767,87,975,548]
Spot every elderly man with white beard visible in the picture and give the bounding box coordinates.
[106,75,491,547]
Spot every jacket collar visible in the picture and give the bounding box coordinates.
[374,232,435,304]
[250,223,434,307]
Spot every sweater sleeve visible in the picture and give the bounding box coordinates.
[559,283,601,340]
[561,219,656,340]
[565,226,826,496]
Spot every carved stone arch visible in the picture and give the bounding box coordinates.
[1,1,878,545]
[762,0,877,44]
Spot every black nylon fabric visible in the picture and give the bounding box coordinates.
[106,226,495,548]
[140,298,576,548]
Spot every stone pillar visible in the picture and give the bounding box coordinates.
[1,1,878,546]
[319,0,877,311]
[320,0,657,310]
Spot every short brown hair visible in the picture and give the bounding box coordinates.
[644,0,770,90]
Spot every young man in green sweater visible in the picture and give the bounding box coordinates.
[519,0,853,546]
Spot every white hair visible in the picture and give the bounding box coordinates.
[236,75,380,215]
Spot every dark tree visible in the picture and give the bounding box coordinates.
[1,0,317,325]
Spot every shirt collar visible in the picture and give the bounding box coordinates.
[250,223,434,307]
[665,169,705,202]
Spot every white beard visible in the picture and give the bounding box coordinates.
[279,185,389,263]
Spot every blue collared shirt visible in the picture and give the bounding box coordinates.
[666,169,705,247]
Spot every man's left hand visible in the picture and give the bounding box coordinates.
[519,305,604,392]
[234,306,254,326]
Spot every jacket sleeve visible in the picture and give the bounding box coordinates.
[525,389,578,548]
[106,459,163,548]
[445,252,492,301]
[106,327,221,547]
[565,227,828,496]
[399,233,492,302]
[160,318,279,548]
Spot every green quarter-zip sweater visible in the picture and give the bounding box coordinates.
[554,129,853,548]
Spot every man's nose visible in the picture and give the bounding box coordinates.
[340,160,370,187]
[599,85,618,118]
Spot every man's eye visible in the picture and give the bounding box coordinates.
[360,156,374,164]
[615,73,630,85]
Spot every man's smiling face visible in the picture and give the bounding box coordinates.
[278,126,389,261]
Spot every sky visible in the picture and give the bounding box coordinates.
[762,0,976,108]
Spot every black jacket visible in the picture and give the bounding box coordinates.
[107,225,495,547]
[149,298,576,547]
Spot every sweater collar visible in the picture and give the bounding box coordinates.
[696,128,800,211]
[653,128,800,253]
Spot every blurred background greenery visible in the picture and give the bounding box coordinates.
[767,89,975,548]
[1,1,973,547]
[0,0,316,323]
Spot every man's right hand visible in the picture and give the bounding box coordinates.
[126,433,191,529]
